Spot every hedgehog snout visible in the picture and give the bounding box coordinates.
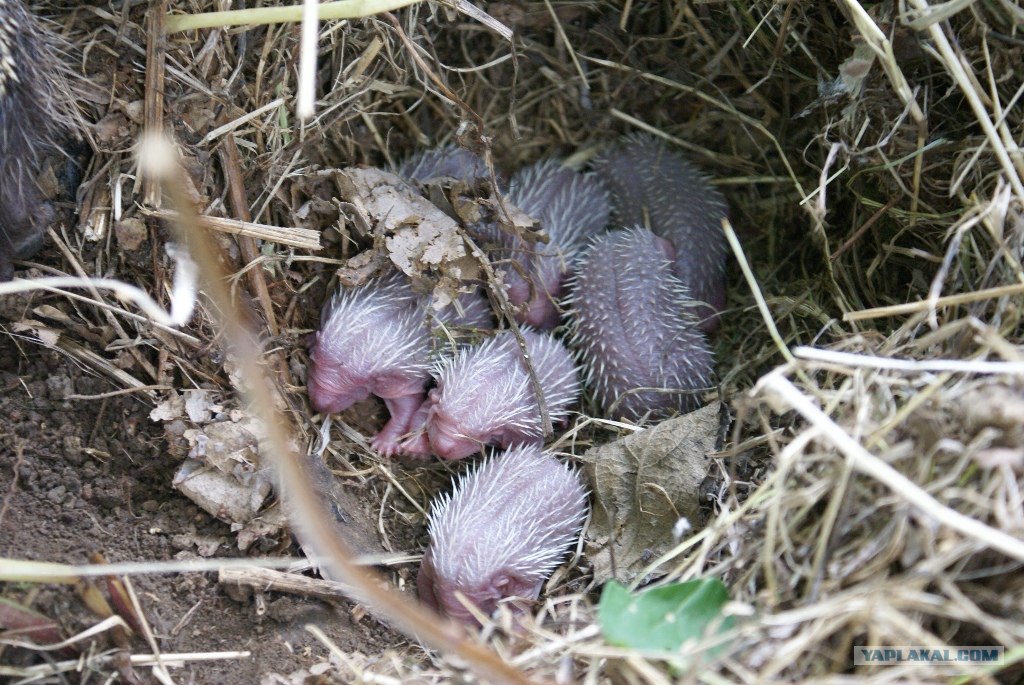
[427,571,537,625]
[427,416,482,461]
[306,361,370,414]
[500,251,565,329]
[520,285,561,330]
[416,551,442,612]
[434,581,502,624]
[652,233,676,261]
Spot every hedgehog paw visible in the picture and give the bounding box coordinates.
[371,432,404,457]
[398,430,433,459]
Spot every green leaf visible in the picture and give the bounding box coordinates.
[598,578,733,651]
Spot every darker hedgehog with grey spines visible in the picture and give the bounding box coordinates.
[591,133,728,331]
[0,0,76,279]
[567,226,715,421]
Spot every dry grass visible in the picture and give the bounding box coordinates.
[7,0,1024,682]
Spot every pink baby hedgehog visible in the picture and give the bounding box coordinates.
[307,273,430,454]
[307,272,491,455]
[497,159,610,329]
[418,444,588,624]
[405,329,580,460]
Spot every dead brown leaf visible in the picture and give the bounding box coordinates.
[583,401,720,583]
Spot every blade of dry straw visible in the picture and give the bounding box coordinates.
[758,370,1024,564]
[166,0,421,33]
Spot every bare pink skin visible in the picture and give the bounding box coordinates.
[307,354,429,454]
[419,548,542,624]
[503,258,563,330]
[305,363,370,415]
[426,407,500,461]
[396,400,432,458]
[418,445,588,625]
[397,389,493,461]
[372,392,430,456]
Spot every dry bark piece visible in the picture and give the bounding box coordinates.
[335,167,475,294]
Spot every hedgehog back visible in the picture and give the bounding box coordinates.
[0,0,72,277]
[592,134,727,325]
[509,159,610,252]
[309,276,431,411]
[432,330,579,448]
[433,333,539,444]
[519,328,580,425]
[568,227,713,420]
[395,145,490,186]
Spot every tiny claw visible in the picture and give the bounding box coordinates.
[371,432,402,457]
[398,429,433,459]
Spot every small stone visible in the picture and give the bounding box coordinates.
[46,485,67,504]
[114,217,148,251]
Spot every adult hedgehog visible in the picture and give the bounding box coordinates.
[0,0,77,279]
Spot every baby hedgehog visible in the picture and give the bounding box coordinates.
[394,144,491,186]
[405,329,579,460]
[0,0,73,279]
[398,149,610,330]
[567,227,714,421]
[591,134,727,331]
[495,159,611,329]
[307,272,491,455]
[418,444,588,625]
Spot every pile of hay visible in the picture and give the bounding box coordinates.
[20,0,1024,681]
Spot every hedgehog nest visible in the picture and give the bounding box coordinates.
[19,0,1024,683]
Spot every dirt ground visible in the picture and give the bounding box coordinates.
[0,316,408,682]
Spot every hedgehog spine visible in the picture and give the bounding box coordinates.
[395,144,490,186]
[566,226,713,420]
[0,0,78,278]
[422,444,588,623]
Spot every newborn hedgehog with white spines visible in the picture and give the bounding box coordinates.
[0,0,77,279]
[403,328,580,460]
[308,273,430,454]
[418,444,588,624]
[307,272,492,455]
